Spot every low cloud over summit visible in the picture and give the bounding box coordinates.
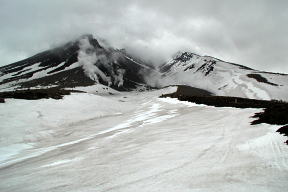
[1,0,288,73]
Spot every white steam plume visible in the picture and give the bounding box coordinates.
[77,37,126,87]
[77,37,112,86]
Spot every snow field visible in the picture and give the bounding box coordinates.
[0,87,287,192]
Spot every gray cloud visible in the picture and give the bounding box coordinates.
[1,0,288,73]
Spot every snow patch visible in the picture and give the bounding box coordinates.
[159,97,205,107]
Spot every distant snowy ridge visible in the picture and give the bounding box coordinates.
[157,52,288,101]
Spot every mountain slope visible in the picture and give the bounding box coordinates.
[158,52,288,101]
[0,35,153,91]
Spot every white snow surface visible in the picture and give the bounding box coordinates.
[0,87,288,192]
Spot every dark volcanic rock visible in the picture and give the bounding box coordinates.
[174,52,195,62]
[247,74,278,86]
[167,85,213,97]
[0,88,83,100]
[251,104,288,125]
[196,60,215,76]
[277,126,288,144]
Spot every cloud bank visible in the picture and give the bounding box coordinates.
[1,0,288,73]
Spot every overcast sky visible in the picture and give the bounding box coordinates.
[1,0,288,73]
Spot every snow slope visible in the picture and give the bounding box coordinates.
[158,52,288,101]
[0,87,287,192]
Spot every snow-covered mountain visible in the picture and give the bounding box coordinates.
[0,35,288,101]
[0,34,153,91]
[158,52,288,101]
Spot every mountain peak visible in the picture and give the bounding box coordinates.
[173,51,199,62]
[77,34,102,49]
[0,34,153,91]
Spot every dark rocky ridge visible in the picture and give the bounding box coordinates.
[0,88,83,100]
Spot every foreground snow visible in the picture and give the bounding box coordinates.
[0,88,287,192]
